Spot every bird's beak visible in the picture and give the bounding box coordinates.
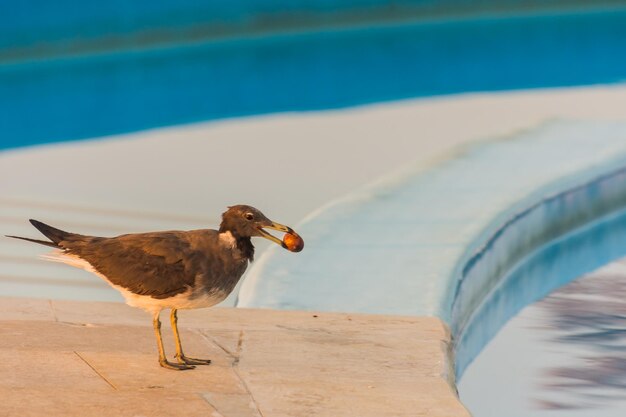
[258,222,293,249]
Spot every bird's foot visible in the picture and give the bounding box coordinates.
[176,354,212,366]
[159,359,196,370]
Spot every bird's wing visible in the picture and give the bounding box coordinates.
[64,231,204,299]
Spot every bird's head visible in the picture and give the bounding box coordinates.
[219,205,303,252]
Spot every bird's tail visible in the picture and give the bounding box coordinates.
[5,219,72,248]
[5,235,59,248]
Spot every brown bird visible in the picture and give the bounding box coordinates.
[7,205,303,370]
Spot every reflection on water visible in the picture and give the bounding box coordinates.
[533,260,626,411]
[459,259,626,417]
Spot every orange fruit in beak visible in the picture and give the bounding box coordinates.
[283,232,304,252]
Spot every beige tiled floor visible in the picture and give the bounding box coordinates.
[0,297,470,417]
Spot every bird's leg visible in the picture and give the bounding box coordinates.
[170,309,212,365]
[153,311,195,370]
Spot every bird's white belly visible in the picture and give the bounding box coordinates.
[123,287,227,312]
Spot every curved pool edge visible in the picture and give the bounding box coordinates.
[236,119,626,410]
[449,155,626,326]
[237,120,626,314]
[450,156,626,377]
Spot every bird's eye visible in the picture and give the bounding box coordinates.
[245,213,254,221]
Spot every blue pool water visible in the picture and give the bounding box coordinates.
[456,194,626,416]
[460,257,626,417]
[2,7,626,149]
[456,204,626,378]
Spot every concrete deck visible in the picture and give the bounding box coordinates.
[0,297,469,417]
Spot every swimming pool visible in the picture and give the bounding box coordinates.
[2,5,626,149]
[4,5,626,412]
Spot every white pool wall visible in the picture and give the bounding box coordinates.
[4,86,626,306]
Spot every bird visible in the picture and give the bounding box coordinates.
[7,205,303,370]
